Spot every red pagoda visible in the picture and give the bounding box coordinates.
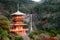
[10,10,28,35]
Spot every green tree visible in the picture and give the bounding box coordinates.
[0,16,10,31]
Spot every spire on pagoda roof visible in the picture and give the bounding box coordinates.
[11,3,26,15]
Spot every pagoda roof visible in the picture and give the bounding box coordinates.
[11,10,26,15]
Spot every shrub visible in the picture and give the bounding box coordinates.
[49,30,57,37]
[29,33,34,39]
[15,36,23,40]
[36,38,40,40]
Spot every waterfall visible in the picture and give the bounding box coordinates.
[30,14,33,32]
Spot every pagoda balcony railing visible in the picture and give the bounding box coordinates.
[10,24,27,26]
[12,19,24,22]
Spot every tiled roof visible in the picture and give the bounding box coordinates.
[11,10,26,15]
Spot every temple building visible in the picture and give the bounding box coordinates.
[10,10,28,35]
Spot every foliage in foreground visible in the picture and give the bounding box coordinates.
[28,30,58,40]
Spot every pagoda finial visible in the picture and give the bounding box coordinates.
[17,0,20,11]
[17,3,19,11]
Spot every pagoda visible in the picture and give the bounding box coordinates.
[10,10,28,35]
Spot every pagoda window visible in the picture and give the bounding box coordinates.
[11,26,16,29]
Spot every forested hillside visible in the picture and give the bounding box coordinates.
[0,0,60,40]
[0,0,60,33]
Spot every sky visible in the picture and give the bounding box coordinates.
[32,0,41,2]
[31,0,45,3]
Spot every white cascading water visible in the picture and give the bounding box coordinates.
[30,14,33,32]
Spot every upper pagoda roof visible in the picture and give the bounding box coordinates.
[11,10,26,15]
